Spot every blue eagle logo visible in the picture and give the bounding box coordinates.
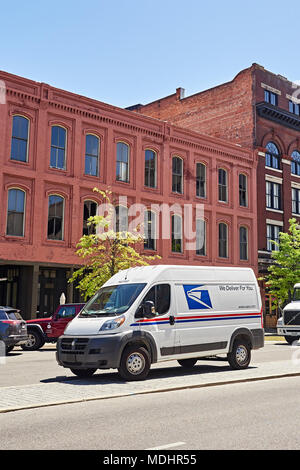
[183,285,213,310]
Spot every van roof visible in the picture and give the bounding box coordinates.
[104,265,256,286]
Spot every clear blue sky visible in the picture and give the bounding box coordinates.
[1,0,300,108]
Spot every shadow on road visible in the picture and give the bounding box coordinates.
[40,357,257,386]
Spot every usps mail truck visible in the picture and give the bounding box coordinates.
[56,265,264,380]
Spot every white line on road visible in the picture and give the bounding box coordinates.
[146,442,186,450]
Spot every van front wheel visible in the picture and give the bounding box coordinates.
[227,339,251,370]
[118,345,150,381]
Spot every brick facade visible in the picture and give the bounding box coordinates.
[0,71,257,318]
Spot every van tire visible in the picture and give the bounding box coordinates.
[177,358,197,368]
[70,368,97,378]
[284,335,300,344]
[227,338,251,370]
[21,329,45,351]
[118,345,150,381]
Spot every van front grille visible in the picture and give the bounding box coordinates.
[60,338,89,354]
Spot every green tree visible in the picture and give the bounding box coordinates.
[70,188,160,300]
[263,218,300,309]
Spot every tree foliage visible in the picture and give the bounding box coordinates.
[263,218,300,309]
[70,188,160,299]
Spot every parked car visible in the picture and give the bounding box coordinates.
[22,303,85,351]
[0,307,28,354]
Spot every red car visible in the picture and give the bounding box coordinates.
[22,303,85,351]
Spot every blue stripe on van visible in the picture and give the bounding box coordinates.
[130,313,261,327]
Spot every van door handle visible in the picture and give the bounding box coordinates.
[169,315,175,326]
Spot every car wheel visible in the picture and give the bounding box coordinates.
[177,358,197,368]
[227,338,251,370]
[284,335,300,344]
[21,330,45,351]
[118,345,150,381]
[70,368,97,378]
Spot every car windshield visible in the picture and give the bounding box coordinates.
[293,288,300,302]
[80,283,146,317]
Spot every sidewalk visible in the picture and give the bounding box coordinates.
[1,358,299,413]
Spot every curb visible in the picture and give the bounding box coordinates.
[1,369,300,414]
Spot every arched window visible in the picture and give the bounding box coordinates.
[240,226,248,261]
[218,169,228,202]
[144,210,156,250]
[83,200,98,236]
[239,174,248,207]
[145,149,157,188]
[10,115,29,162]
[171,214,182,252]
[196,163,206,198]
[7,188,25,236]
[85,134,99,176]
[50,126,66,170]
[116,142,129,182]
[291,150,300,176]
[265,142,280,169]
[48,195,64,240]
[218,222,228,258]
[172,157,183,194]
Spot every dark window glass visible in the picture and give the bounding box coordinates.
[141,284,170,315]
[171,214,182,252]
[289,100,300,115]
[57,306,76,318]
[266,182,281,210]
[196,219,206,256]
[10,116,29,162]
[292,188,300,215]
[48,195,64,240]
[239,174,248,207]
[83,201,98,236]
[145,150,156,188]
[219,223,228,258]
[50,126,66,170]
[7,189,25,236]
[196,163,206,198]
[265,142,280,169]
[240,226,248,260]
[264,90,278,106]
[115,205,128,233]
[116,142,129,182]
[267,224,280,252]
[144,210,156,250]
[85,135,99,176]
[172,157,183,194]
[218,169,228,202]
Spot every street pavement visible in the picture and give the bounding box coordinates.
[1,339,300,413]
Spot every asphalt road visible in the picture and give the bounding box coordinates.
[1,374,300,450]
[0,339,296,387]
[1,340,300,451]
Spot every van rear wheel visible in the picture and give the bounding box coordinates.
[118,345,150,381]
[177,358,197,368]
[227,339,251,370]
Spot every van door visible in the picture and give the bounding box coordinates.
[132,283,178,360]
[174,283,228,356]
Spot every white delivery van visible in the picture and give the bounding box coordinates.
[56,265,264,380]
[277,283,300,344]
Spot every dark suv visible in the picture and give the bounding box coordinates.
[0,307,28,354]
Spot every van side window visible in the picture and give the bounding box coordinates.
[142,284,171,315]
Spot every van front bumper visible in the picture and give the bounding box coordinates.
[56,334,124,370]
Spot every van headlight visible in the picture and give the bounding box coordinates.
[100,315,125,331]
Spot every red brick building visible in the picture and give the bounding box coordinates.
[0,70,257,319]
[132,63,300,323]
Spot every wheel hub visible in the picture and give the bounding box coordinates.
[236,345,247,364]
[126,352,145,375]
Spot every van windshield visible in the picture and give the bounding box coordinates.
[293,288,300,302]
[79,283,146,317]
